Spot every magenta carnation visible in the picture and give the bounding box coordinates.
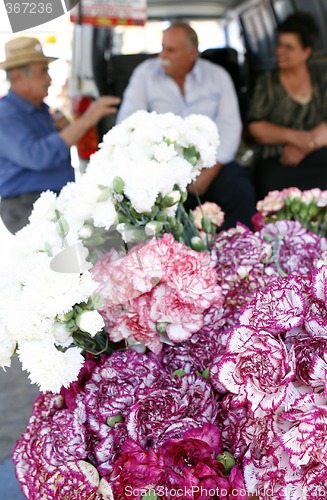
[275,393,327,469]
[110,440,163,499]
[212,329,296,412]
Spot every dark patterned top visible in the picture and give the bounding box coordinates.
[247,65,327,159]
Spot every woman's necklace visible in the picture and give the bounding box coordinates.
[292,89,312,104]
[280,71,313,105]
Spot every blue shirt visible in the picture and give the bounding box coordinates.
[0,91,74,197]
[116,57,242,164]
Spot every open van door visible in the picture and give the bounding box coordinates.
[69,0,327,162]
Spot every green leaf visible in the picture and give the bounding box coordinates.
[56,216,70,239]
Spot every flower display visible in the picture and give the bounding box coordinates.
[3,108,327,499]
[210,220,327,332]
[11,207,327,499]
[0,111,219,392]
[213,265,327,498]
[13,350,246,499]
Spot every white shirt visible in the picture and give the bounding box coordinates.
[116,57,242,164]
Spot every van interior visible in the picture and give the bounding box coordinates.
[70,0,327,157]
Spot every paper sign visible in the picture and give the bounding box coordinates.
[70,0,147,26]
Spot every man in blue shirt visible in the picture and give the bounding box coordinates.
[117,23,256,230]
[0,36,120,234]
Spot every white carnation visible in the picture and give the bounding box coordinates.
[76,310,105,337]
[92,200,117,229]
[22,264,99,317]
[6,301,55,341]
[153,142,177,163]
[0,324,16,369]
[53,323,72,346]
[18,337,84,393]
[28,190,58,225]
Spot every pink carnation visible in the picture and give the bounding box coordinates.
[93,234,221,353]
[193,202,225,229]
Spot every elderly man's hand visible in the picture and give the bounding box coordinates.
[82,96,121,128]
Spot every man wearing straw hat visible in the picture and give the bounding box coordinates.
[0,36,120,234]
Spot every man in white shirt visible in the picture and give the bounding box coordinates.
[117,23,256,229]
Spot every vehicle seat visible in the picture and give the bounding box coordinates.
[97,48,247,137]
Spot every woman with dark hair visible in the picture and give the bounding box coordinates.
[248,11,327,200]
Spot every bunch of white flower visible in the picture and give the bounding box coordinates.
[0,192,107,392]
[0,111,220,393]
[87,110,219,214]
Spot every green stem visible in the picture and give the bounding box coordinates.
[272,237,287,277]
[191,181,209,248]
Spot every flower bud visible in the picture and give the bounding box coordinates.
[191,236,207,251]
[145,221,163,237]
[78,224,94,240]
[201,215,212,233]
[156,322,169,333]
[161,190,181,208]
[107,413,124,427]
[156,210,167,222]
[97,185,111,202]
[75,310,105,337]
[216,451,236,475]
[289,198,301,213]
[155,193,163,205]
[181,190,188,203]
[56,216,69,239]
[307,203,320,218]
[173,221,184,236]
[142,490,158,499]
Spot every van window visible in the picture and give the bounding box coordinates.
[112,20,228,55]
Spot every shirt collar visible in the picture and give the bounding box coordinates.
[7,90,48,114]
[191,58,202,78]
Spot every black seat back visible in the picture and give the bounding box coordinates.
[96,47,246,136]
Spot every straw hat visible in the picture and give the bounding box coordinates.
[0,36,57,71]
